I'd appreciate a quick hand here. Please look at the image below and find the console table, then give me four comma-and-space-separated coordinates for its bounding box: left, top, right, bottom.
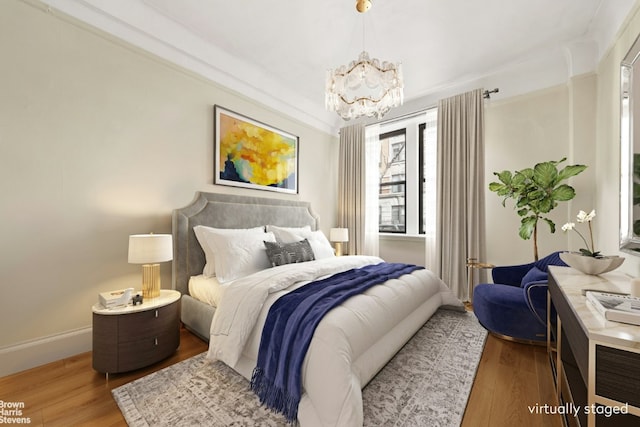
547, 266, 640, 426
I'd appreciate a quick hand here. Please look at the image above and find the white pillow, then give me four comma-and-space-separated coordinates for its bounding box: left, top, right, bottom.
266, 225, 311, 242
269, 227, 335, 259
205, 231, 276, 283
193, 225, 265, 277
305, 230, 336, 259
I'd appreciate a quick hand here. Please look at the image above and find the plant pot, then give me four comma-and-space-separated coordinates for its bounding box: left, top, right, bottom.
559, 252, 625, 275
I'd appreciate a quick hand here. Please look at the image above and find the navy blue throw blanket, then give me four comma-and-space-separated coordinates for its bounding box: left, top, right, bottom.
250, 262, 423, 422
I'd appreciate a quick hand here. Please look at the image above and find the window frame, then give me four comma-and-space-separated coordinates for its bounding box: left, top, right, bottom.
372, 107, 437, 236
378, 129, 407, 234
419, 122, 426, 234
418, 108, 438, 236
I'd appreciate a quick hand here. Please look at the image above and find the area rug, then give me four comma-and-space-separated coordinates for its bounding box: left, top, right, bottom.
112, 308, 487, 426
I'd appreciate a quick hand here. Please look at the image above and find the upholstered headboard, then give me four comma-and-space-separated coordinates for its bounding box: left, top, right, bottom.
172, 192, 319, 295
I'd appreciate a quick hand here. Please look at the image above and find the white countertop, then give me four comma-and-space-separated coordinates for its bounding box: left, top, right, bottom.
550, 266, 640, 350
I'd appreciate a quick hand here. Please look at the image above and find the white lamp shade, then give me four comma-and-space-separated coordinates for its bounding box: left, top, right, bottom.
330, 228, 349, 242
128, 234, 173, 264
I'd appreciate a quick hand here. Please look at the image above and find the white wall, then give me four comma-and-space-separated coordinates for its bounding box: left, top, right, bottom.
596, 2, 640, 277
0, 1, 338, 376
484, 86, 571, 265
484, 76, 598, 266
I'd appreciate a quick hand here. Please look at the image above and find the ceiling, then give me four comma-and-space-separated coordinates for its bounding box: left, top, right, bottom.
44, 0, 636, 133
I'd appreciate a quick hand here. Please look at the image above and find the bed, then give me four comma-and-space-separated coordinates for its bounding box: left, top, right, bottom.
172, 192, 462, 426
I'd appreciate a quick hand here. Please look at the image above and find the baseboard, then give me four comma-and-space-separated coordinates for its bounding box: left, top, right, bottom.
0, 326, 92, 378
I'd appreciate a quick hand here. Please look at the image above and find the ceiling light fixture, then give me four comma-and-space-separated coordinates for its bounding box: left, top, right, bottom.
355, 0, 371, 13
325, 1, 404, 121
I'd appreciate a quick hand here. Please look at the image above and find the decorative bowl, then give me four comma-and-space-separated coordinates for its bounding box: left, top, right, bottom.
559, 252, 625, 275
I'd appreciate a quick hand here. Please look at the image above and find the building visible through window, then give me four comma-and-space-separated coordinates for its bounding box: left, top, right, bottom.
373, 107, 437, 235
378, 130, 406, 233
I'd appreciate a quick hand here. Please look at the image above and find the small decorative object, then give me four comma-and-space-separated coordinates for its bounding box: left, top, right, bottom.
330, 228, 349, 256
561, 209, 599, 257
132, 293, 143, 306
560, 252, 624, 275
215, 105, 298, 194
489, 157, 587, 260
128, 233, 173, 298
560, 209, 624, 275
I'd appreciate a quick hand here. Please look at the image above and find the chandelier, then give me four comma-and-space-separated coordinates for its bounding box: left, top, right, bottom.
325, 1, 404, 121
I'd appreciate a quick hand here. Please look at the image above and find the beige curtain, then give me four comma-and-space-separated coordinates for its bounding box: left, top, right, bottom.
436, 89, 487, 300
337, 123, 379, 256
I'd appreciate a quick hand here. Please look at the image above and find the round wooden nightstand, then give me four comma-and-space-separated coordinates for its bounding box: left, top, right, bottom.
92, 289, 181, 376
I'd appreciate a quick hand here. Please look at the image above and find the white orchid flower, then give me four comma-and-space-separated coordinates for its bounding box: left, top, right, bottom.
567, 209, 599, 257
576, 209, 596, 223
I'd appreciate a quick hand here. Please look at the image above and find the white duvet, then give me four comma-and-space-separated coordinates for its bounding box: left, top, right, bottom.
206, 255, 461, 426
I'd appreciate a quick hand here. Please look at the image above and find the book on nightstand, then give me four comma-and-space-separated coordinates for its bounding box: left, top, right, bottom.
99, 288, 133, 309
585, 291, 640, 326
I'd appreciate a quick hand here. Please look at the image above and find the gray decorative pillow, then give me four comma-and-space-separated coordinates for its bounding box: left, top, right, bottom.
264, 239, 315, 267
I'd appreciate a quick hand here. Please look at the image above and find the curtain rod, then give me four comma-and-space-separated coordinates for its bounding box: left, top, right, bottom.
483, 88, 499, 99
374, 110, 430, 127
383, 88, 501, 124
350, 87, 500, 131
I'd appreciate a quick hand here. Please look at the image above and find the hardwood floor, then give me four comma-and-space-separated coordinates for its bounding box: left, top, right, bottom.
0, 327, 562, 426
462, 334, 563, 427
0, 328, 208, 427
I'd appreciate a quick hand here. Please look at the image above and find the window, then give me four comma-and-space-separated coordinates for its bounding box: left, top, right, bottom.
373, 108, 437, 235
392, 142, 405, 161
391, 174, 405, 193
378, 130, 406, 233
420, 109, 438, 235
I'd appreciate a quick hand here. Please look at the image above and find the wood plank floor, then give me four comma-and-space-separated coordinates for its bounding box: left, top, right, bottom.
462, 334, 562, 427
0, 327, 563, 426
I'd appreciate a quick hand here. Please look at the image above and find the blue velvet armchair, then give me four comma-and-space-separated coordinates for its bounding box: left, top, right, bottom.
472, 251, 567, 343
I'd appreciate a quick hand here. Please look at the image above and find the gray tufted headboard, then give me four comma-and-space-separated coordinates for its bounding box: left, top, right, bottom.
172, 192, 319, 295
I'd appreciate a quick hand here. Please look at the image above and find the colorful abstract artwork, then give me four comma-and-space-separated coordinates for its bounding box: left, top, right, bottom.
214, 106, 298, 194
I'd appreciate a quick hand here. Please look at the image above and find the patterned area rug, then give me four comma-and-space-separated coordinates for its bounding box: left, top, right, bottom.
112, 309, 487, 426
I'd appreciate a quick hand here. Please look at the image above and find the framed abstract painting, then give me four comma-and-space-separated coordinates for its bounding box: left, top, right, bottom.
214, 105, 299, 194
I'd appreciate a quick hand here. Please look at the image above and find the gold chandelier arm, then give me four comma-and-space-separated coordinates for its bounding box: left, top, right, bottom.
332, 60, 401, 77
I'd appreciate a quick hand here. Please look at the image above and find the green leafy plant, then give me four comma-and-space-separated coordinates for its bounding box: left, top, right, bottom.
489, 158, 587, 260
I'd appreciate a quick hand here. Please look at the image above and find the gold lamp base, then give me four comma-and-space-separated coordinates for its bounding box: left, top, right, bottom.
334, 242, 343, 257
141, 263, 161, 298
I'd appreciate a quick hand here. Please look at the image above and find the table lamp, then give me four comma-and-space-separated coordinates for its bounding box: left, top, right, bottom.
128, 233, 173, 298
330, 228, 349, 256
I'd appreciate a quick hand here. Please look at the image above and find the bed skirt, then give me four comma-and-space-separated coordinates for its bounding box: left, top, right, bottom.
181, 294, 215, 342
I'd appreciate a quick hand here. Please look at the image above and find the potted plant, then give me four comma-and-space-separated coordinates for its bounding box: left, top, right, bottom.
560, 210, 625, 274
489, 157, 587, 260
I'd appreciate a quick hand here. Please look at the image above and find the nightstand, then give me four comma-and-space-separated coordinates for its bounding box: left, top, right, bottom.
92, 289, 180, 376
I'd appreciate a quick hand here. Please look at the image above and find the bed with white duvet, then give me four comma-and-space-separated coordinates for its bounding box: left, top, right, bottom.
172, 192, 462, 426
